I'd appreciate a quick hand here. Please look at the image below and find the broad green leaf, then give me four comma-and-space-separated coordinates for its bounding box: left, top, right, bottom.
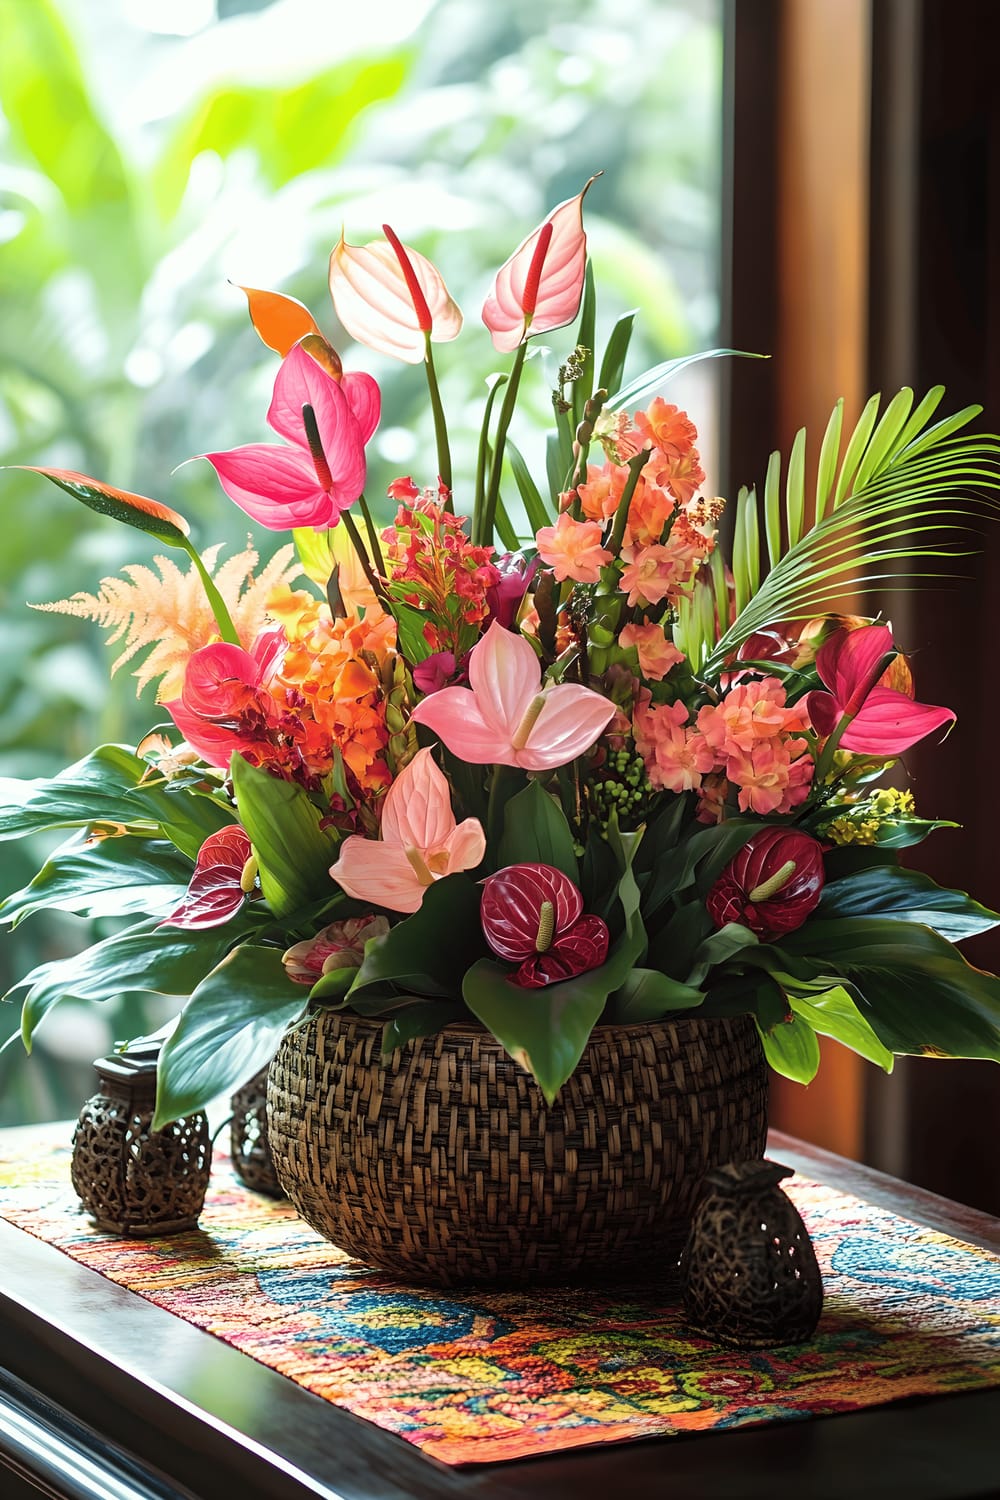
608, 967, 704, 1023
782, 917, 1000, 1059
686, 922, 759, 986
0, 744, 235, 860
389, 598, 435, 664
15, 467, 191, 547
349, 874, 485, 999
154, 946, 307, 1126
817, 866, 1000, 940
493, 494, 520, 551
230, 754, 339, 920
642, 818, 756, 923
786, 984, 894, 1072
756, 1012, 821, 1083
14, 918, 253, 1050
498, 780, 579, 883
873, 817, 959, 848
0, 832, 191, 927
462, 957, 609, 1104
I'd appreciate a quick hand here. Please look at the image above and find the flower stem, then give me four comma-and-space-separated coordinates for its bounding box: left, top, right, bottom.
423, 334, 453, 506
181, 538, 241, 644
478, 340, 528, 547
358, 492, 386, 575
340, 509, 386, 603
606, 450, 649, 558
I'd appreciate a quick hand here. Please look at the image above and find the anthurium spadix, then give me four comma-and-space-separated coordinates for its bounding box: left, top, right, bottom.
482, 176, 597, 353
328, 227, 463, 364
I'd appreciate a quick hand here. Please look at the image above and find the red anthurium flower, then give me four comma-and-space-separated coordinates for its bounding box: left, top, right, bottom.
482, 177, 597, 352
706, 827, 825, 941
203, 342, 380, 531
805, 623, 954, 756
161, 826, 254, 930
481, 863, 610, 989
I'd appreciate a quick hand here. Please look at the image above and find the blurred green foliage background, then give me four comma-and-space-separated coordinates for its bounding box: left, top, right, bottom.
0, 0, 722, 1120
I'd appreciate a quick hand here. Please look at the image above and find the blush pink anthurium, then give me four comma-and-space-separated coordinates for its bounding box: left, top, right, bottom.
329, 747, 485, 914
481, 863, 610, 988
203, 341, 380, 530
328, 227, 463, 364
706, 827, 825, 942
160, 826, 254, 930
805, 623, 955, 755
482, 176, 597, 353
410, 620, 615, 772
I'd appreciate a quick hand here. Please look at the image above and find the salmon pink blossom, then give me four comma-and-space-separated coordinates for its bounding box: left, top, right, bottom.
329, 748, 485, 914
534, 511, 612, 583
619, 622, 684, 681
410, 621, 615, 771
633, 697, 715, 793
204, 342, 379, 530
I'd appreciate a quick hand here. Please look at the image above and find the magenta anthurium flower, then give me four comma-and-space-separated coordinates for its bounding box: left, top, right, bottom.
481, 863, 610, 988
482, 177, 596, 353
164, 633, 284, 769
330, 747, 486, 913
806, 623, 955, 755
410, 621, 615, 771
203, 342, 380, 531
706, 827, 825, 941
328, 227, 463, 364
161, 826, 254, 930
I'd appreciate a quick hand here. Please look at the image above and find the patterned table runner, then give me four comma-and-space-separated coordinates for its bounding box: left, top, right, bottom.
1, 1123, 998, 1464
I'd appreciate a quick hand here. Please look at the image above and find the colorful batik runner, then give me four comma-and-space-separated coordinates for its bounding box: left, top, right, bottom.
1, 1123, 997, 1464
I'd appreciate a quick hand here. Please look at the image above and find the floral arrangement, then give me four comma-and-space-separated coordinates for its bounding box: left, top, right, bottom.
3, 180, 1000, 1126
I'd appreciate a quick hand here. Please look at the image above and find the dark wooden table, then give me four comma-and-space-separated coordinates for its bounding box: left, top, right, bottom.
1, 1130, 998, 1500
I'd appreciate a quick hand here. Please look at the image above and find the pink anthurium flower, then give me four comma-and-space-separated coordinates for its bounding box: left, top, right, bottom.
164, 633, 284, 769
328, 227, 463, 364
410, 621, 616, 771
161, 826, 254, 930
481, 863, 609, 988
482, 177, 597, 353
329, 747, 485, 913
806, 623, 955, 755
203, 342, 380, 530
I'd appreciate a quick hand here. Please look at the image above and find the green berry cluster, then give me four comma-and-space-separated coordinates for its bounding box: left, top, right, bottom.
587, 745, 654, 833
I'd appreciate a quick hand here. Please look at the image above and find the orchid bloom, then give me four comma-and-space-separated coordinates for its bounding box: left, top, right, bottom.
204, 342, 380, 530
328, 227, 463, 364
482, 177, 596, 353
329, 747, 485, 913
806, 623, 955, 755
410, 620, 615, 771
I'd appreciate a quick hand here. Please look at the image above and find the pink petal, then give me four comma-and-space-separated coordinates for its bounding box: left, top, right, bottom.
379, 746, 456, 851
264, 344, 370, 509
482, 179, 595, 353
179, 642, 262, 717
410, 687, 511, 763
816, 624, 896, 713
839, 686, 955, 755
162, 699, 245, 769
328, 234, 463, 364
514, 683, 616, 771
441, 817, 487, 877
340, 371, 381, 444
329, 838, 427, 913
204, 444, 332, 529
160, 866, 247, 929
804, 689, 840, 739
467, 621, 541, 741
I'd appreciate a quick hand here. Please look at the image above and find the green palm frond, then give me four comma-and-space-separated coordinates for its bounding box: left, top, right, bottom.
703, 388, 1000, 680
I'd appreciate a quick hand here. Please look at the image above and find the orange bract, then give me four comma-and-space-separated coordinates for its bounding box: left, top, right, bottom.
238, 285, 322, 356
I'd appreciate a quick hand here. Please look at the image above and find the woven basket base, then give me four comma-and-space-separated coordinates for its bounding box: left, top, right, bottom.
267, 1010, 768, 1288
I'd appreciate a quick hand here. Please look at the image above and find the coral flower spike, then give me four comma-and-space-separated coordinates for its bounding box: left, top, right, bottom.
330, 748, 486, 914
204, 342, 380, 531
411, 620, 616, 771
482, 176, 598, 353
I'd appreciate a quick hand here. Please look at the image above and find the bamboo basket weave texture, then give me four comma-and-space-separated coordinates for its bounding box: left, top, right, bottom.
266, 1009, 768, 1286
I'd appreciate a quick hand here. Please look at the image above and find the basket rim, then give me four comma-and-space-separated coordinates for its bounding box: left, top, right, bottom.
304, 1006, 754, 1043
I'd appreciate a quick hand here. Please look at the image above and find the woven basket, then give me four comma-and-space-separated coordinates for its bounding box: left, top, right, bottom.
266, 1008, 768, 1286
